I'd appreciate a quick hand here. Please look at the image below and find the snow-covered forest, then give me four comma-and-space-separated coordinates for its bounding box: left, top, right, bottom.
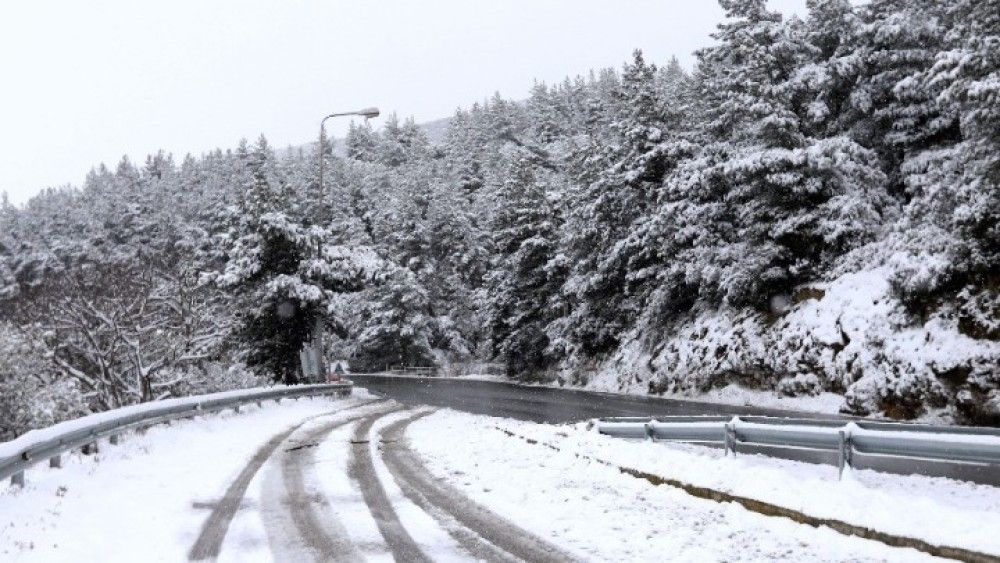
1, 0, 997, 437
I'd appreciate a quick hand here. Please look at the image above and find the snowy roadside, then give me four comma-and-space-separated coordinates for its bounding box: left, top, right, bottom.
407, 409, 1000, 561
577, 268, 1000, 424
0, 383, 353, 461
510, 416, 1000, 555
0, 392, 375, 562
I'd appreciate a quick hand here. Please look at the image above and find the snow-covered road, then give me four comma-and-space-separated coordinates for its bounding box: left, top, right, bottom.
1, 390, 997, 562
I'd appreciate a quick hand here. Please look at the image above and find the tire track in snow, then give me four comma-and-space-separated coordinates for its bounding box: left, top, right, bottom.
187, 399, 383, 561
348, 408, 433, 563
379, 410, 578, 563
260, 402, 402, 562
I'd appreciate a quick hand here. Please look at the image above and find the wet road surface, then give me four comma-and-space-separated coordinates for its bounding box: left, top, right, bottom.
349, 375, 837, 423
351, 375, 1000, 486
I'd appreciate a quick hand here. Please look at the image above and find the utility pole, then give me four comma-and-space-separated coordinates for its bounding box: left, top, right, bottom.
303, 107, 380, 382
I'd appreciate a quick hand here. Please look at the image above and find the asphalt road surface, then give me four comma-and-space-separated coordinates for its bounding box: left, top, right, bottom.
351, 375, 1000, 487
350, 375, 842, 422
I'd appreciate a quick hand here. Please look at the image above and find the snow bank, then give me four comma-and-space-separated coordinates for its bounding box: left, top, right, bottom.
479, 412, 1000, 556
408, 410, 945, 561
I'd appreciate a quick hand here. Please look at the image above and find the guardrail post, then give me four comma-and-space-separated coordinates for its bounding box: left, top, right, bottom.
82, 442, 99, 455
838, 430, 853, 479
724, 421, 739, 456
10, 471, 24, 487
644, 421, 656, 441
49, 455, 62, 469
109, 433, 120, 445
233, 405, 241, 414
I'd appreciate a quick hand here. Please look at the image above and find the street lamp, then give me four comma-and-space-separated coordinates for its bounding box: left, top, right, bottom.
318, 108, 380, 198
304, 107, 380, 382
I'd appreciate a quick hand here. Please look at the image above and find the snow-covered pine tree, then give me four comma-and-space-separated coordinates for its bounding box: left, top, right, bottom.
884, 0, 1000, 423
692, 0, 888, 309
846, 0, 959, 197
352, 265, 436, 372
526, 81, 564, 145
560, 50, 693, 355
485, 155, 563, 378
920, 0, 1000, 284
378, 114, 431, 168
345, 121, 380, 163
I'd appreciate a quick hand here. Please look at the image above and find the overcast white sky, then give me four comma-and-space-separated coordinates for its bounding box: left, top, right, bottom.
0, 0, 808, 205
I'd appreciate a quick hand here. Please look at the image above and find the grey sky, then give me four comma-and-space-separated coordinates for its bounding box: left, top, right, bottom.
0, 0, 807, 205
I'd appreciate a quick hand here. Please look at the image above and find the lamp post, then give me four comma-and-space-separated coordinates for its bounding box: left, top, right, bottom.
304, 107, 380, 382
319, 107, 380, 204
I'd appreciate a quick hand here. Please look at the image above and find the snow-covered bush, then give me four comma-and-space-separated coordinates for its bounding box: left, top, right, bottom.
164, 362, 266, 397
0, 323, 87, 440
621, 269, 999, 422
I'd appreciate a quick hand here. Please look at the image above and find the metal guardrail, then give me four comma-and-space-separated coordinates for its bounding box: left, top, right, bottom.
0, 382, 353, 487
595, 416, 1000, 478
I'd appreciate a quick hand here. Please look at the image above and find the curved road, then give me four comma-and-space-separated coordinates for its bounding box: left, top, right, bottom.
350, 375, 841, 422
351, 375, 1000, 486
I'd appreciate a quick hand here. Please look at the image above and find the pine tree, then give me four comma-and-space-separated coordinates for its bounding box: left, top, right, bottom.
924, 0, 1000, 275
378, 114, 430, 167
560, 50, 694, 353
526, 81, 563, 144
847, 0, 959, 196
485, 156, 562, 377
345, 121, 380, 163
353, 266, 436, 371
691, 0, 888, 308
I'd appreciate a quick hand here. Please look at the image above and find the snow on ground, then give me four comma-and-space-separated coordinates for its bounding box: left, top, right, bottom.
408, 409, 999, 561
361, 409, 470, 561
579, 368, 848, 416
579, 378, 845, 416
0, 392, 375, 562
686, 383, 845, 414
4, 387, 995, 562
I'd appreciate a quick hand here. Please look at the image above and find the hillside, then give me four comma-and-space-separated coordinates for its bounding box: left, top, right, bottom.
1, 0, 998, 438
